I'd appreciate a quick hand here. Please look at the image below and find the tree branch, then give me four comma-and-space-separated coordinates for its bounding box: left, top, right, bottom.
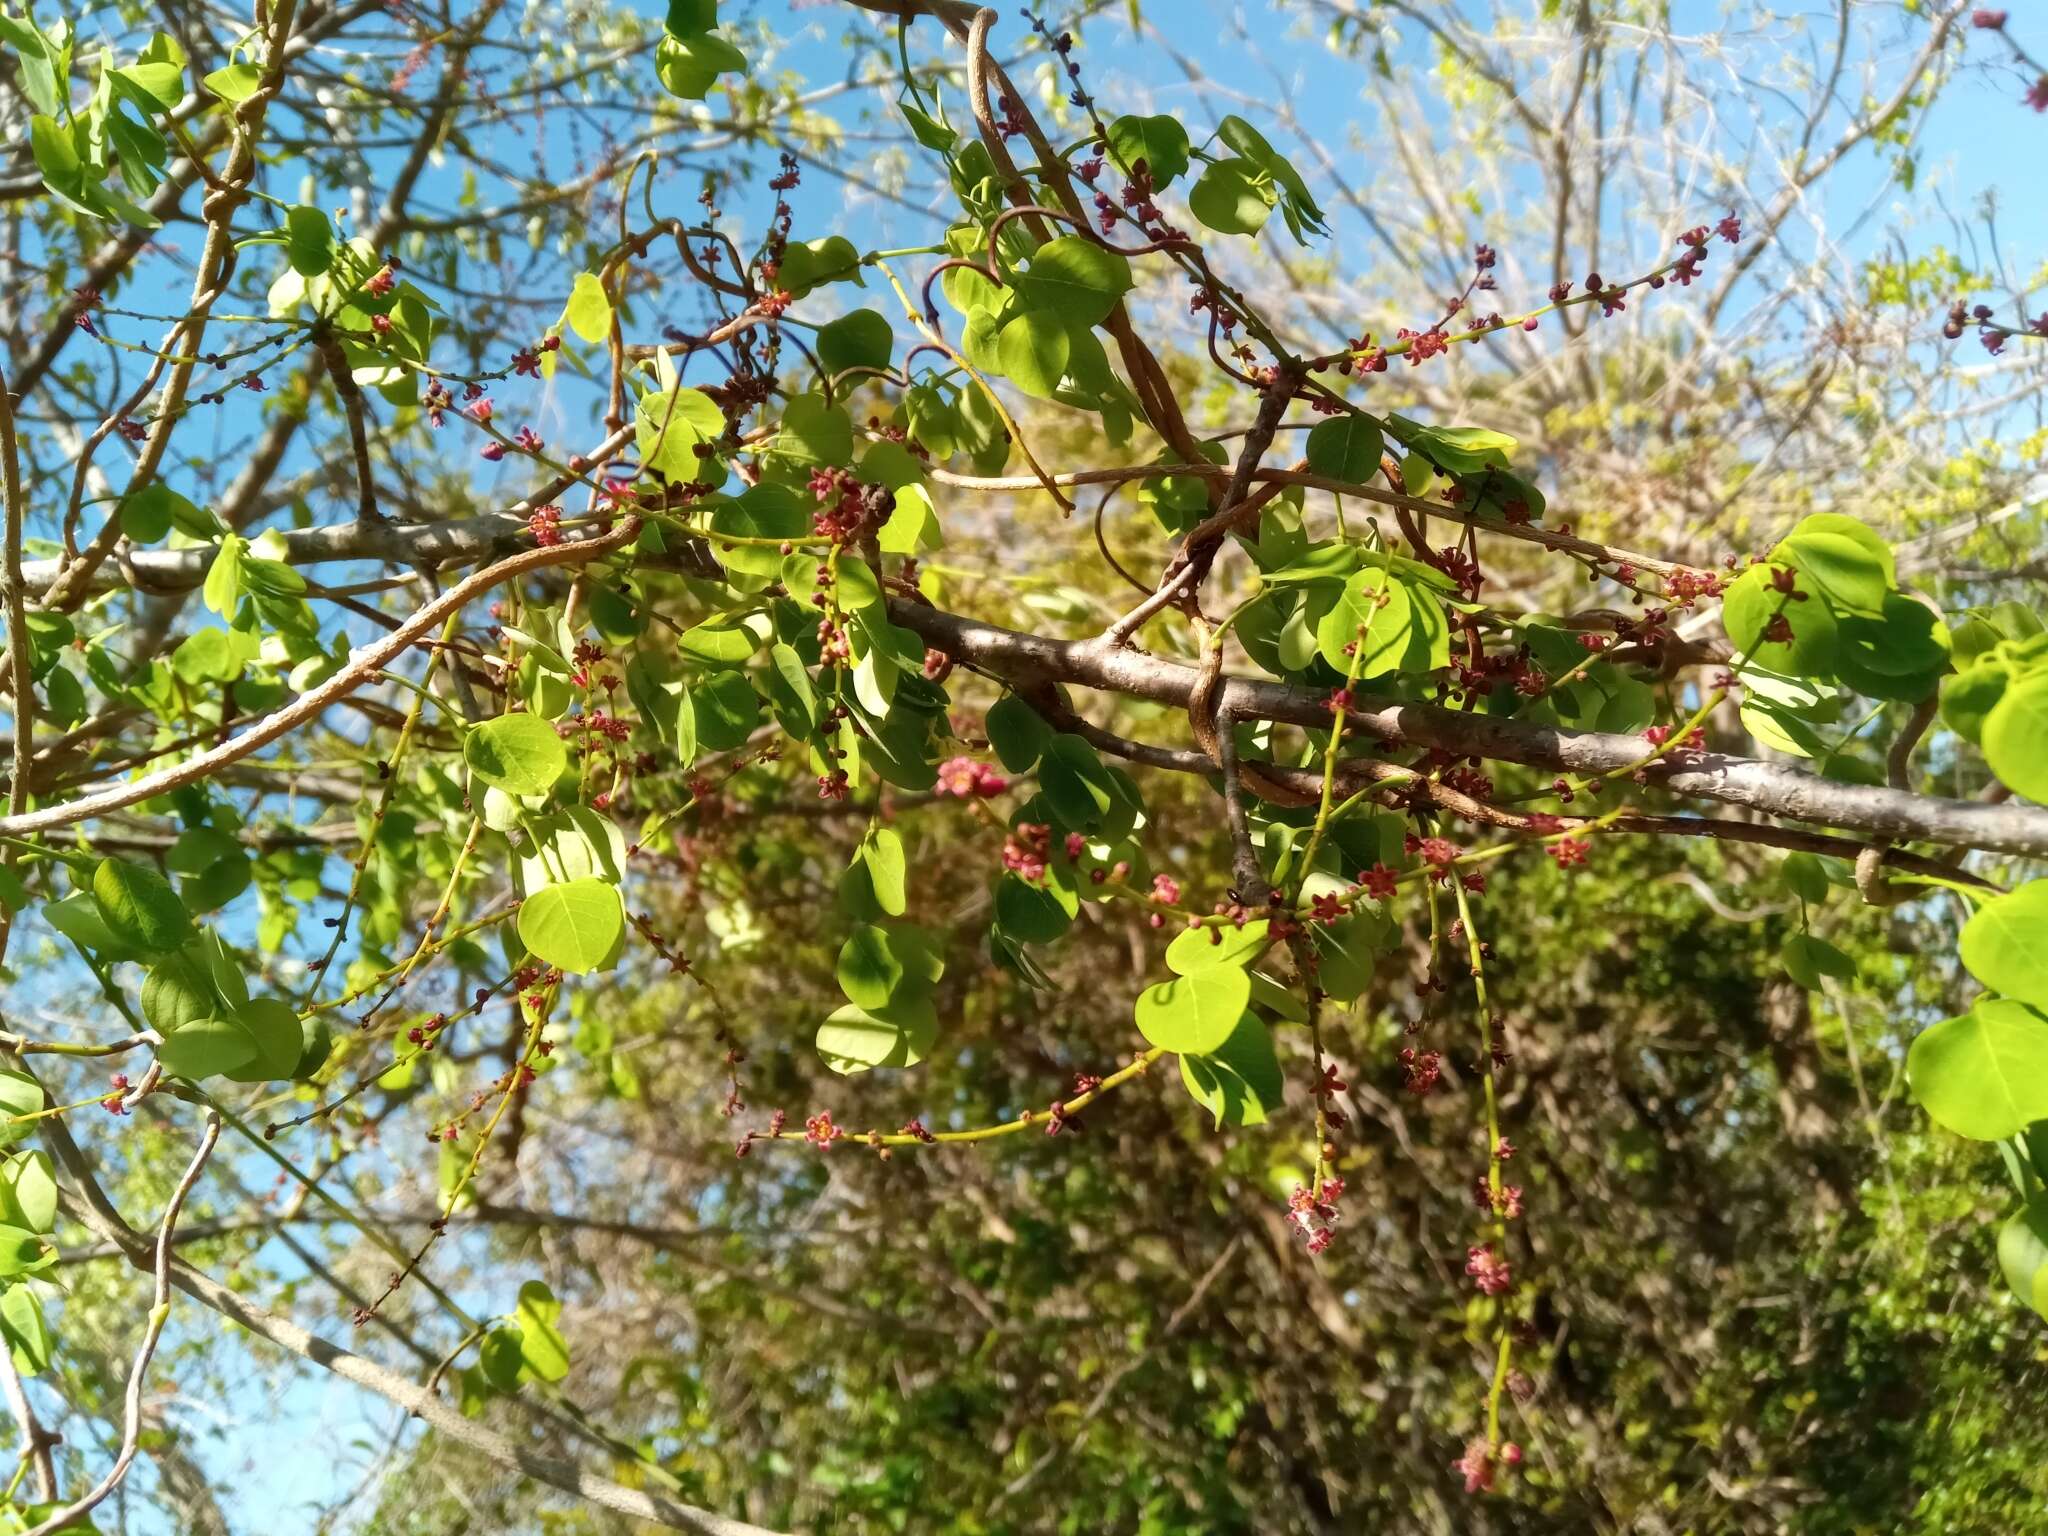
900, 601, 2048, 857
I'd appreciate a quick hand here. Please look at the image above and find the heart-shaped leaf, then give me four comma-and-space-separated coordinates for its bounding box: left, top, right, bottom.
465, 714, 567, 797
1907, 998, 2048, 1140
518, 879, 624, 973
1134, 966, 1251, 1054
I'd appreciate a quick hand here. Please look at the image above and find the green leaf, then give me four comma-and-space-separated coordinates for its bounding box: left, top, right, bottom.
1188, 158, 1275, 235
285, 205, 333, 277
1781, 933, 1854, 990
0, 1075, 41, 1150
1215, 115, 1325, 236
202, 534, 245, 618
773, 235, 861, 299
985, 694, 1049, 772
816, 308, 893, 375
1315, 566, 1411, 678
43, 892, 140, 963
678, 616, 762, 665
222, 997, 305, 1083
994, 871, 1074, 943
518, 879, 624, 973
1134, 966, 1252, 1054
1908, 998, 2048, 1140
1037, 733, 1118, 830
0, 1229, 54, 1280
1179, 1011, 1283, 1128
465, 714, 567, 797
1165, 919, 1270, 975
862, 827, 907, 916
91, 859, 192, 952
157, 1016, 259, 1081
664, 0, 716, 35
654, 31, 744, 98
1304, 414, 1384, 483
838, 924, 907, 1008
1985, 671, 2048, 804
561, 271, 612, 343
0, 1285, 51, 1376
1105, 113, 1191, 186
1959, 881, 2048, 1009
1781, 853, 1831, 905
767, 392, 853, 472
1942, 660, 2009, 747
514, 1280, 570, 1382
709, 483, 809, 585
635, 386, 726, 484
0, 17, 61, 116
1011, 237, 1132, 327
816, 995, 938, 1073
994, 311, 1070, 399
141, 952, 218, 1034
1721, 563, 1837, 674
28, 114, 85, 206
1396, 419, 1517, 475
1772, 513, 1895, 620
1313, 910, 1384, 1002
0, 1154, 56, 1236
2000, 1193, 2048, 1320
204, 61, 262, 102
877, 483, 942, 555
900, 92, 956, 151
687, 670, 761, 751
117, 483, 199, 544
116, 32, 186, 110
1832, 594, 1949, 701
480, 1327, 524, 1392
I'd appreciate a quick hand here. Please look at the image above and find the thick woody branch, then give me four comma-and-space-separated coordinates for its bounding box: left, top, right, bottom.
898, 601, 2048, 858
1035, 689, 1997, 886
15, 502, 2038, 857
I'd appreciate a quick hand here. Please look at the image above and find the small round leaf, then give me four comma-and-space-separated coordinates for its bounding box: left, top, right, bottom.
91, 859, 193, 953
1134, 966, 1252, 1055
518, 879, 624, 973
1959, 880, 2048, 1009
1907, 998, 2048, 1141
465, 715, 567, 797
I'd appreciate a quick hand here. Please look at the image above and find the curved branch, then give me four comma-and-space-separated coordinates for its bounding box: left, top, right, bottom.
0, 520, 641, 838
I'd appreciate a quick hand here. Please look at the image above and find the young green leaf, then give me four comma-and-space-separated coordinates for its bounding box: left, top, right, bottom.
1105, 113, 1191, 186
816, 308, 893, 375
561, 271, 612, 343
1188, 158, 1275, 235
1984, 671, 2048, 805
1134, 966, 1252, 1054
1179, 1011, 1283, 1128
518, 879, 624, 974
1958, 880, 2048, 1009
1304, 414, 1384, 483
1907, 998, 2048, 1140
514, 1280, 571, 1382
91, 859, 193, 953
465, 714, 567, 797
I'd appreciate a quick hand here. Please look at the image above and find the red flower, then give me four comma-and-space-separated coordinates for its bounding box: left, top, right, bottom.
1358, 862, 1399, 900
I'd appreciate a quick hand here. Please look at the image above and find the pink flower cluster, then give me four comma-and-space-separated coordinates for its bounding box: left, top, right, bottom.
934, 756, 1007, 799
